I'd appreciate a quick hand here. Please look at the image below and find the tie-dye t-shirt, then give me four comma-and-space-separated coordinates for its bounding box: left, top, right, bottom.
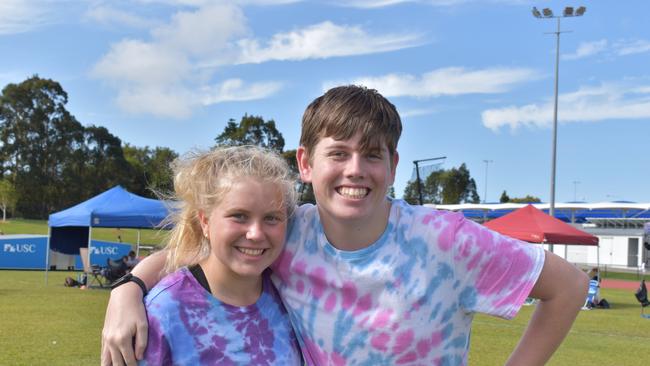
140, 268, 302, 366
271, 199, 545, 366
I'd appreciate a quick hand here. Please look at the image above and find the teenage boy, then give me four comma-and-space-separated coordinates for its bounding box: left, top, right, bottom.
102, 85, 588, 366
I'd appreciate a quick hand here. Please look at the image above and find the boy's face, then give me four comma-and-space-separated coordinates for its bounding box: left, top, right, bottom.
297, 132, 398, 225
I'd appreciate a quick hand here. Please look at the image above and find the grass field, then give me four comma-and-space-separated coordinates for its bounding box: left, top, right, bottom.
2, 219, 650, 365
1, 270, 648, 366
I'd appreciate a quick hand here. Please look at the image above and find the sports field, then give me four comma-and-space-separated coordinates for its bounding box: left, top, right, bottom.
0, 270, 648, 366
1, 219, 648, 365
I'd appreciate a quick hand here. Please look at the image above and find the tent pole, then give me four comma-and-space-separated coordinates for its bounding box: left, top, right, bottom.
45, 226, 51, 285
136, 229, 141, 257
88, 226, 93, 267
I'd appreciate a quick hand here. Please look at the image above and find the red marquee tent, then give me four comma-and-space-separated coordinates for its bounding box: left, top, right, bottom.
484, 204, 598, 246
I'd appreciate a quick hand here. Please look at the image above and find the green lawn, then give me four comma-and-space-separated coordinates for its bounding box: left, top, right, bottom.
2, 219, 650, 365
1, 270, 648, 365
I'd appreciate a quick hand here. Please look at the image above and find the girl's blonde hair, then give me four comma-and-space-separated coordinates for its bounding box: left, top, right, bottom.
163, 145, 297, 273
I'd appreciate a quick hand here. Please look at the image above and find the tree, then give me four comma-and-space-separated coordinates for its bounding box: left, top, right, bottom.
123, 144, 178, 198
214, 115, 285, 153
509, 195, 541, 203
387, 186, 395, 199
0, 75, 86, 217
498, 190, 541, 203
0, 179, 18, 221
402, 164, 480, 205
282, 149, 315, 205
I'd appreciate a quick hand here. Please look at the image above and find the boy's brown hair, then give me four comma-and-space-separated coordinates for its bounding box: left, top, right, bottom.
300, 85, 402, 159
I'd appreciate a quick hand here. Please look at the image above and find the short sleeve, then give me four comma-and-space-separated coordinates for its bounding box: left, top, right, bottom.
450, 214, 545, 319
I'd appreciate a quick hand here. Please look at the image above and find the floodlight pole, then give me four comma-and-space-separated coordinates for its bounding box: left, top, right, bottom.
573, 180, 580, 201
483, 159, 493, 203
413, 156, 446, 205
533, 6, 586, 252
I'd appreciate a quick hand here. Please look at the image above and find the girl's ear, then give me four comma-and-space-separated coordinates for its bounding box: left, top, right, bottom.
296, 146, 313, 183
198, 210, 209, 238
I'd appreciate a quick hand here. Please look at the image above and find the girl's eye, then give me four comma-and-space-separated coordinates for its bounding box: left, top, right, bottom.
230, 213, 246, 221
265, 215, 284, 224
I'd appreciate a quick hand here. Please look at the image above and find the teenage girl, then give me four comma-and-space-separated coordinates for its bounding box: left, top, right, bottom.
135, 146, 302, 365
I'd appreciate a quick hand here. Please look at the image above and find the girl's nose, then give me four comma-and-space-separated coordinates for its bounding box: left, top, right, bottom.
246, 221, 264, 241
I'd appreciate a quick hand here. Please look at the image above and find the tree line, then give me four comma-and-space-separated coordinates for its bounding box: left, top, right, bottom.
0, 76, 177, 219
1, 75, 504, 219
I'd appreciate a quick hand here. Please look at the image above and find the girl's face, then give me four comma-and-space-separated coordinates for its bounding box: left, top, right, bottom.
199, 177, 288, 281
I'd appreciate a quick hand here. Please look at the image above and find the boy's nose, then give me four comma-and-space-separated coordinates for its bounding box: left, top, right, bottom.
344, 154, 365, 178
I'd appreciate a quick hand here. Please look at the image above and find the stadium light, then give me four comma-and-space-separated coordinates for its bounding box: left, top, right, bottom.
531, 5, 586, 251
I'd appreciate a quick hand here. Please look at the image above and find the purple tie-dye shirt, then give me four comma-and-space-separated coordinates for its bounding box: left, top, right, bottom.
271, 199, 545, 365
140, 268, 302, 366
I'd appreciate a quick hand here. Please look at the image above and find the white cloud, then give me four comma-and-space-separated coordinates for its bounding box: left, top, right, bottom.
328, 67, 538, 98
0, 0, 52, 34
400, 108, 437, 117
236, 21, 423, 64
335, 0, 519, 8
563, 39, 608, 60
336, 0, 414, 8
562, 38, 650, 61
481, 83, 650, 131
92, 3, 280, 118
614, 39, 650, 56
201, 79, 283, 105
84, 5, 158, 29
94, 1, 427, 118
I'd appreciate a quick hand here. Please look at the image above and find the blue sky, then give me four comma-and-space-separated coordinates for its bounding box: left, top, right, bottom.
1, 0, 649, 203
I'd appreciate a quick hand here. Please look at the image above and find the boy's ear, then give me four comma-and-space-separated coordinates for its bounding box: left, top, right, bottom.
296, 146, 313, 183
389, 151, 399, 184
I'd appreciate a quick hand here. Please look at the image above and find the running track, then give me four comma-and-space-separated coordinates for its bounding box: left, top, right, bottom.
600, 278, 643, 291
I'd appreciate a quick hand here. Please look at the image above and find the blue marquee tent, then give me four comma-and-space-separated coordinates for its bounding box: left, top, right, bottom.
46, 186, 169, 282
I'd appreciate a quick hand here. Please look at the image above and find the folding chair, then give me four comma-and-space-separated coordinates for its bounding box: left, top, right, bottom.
103, 257, 128, 284
582, 279, 600, 310
79, 247, 105, 288
634, 279, 650, 319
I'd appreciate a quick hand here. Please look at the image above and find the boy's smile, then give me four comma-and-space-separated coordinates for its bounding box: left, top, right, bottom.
297, 132, 398, 249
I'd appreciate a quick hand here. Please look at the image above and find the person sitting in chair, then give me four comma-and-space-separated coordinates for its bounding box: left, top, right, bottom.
125, 251, 139, 270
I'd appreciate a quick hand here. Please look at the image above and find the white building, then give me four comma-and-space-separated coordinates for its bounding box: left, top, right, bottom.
426, 202, 650, 271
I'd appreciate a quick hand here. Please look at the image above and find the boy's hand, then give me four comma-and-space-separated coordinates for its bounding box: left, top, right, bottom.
101, 282, 148, 366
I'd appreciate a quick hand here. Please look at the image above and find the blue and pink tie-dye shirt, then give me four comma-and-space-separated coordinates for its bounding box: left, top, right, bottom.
271, 199, 545, 365
140, 268, 302, 366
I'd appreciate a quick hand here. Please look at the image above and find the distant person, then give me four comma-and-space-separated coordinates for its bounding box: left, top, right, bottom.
125, 251, 139, 270
588, 267, 600, 282
111, 146, 302, 365
103, 85, 588, 366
